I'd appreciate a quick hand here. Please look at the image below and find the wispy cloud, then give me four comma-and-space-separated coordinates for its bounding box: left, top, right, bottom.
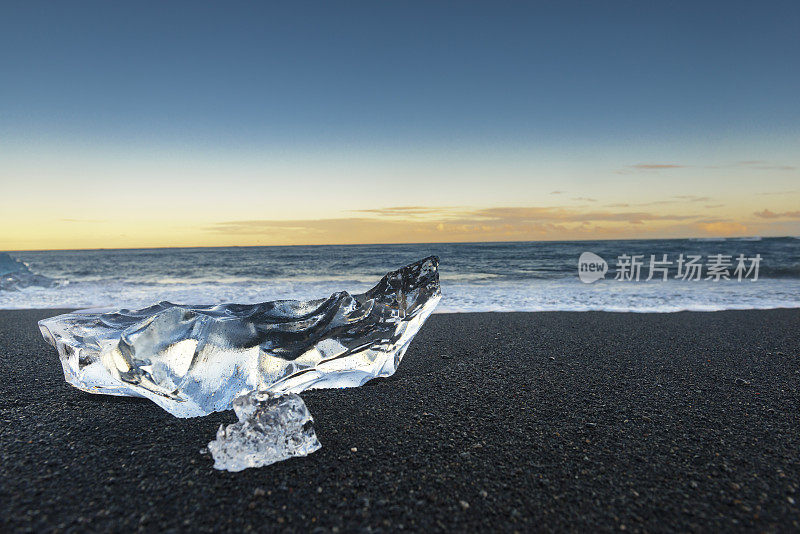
695, 221, 748, 236
732, 161, 796, 171
208, 206, 698, 241
673, 195, 711, 202
471, 206, 695, 225
757, 190, 799, 195
204, 203, 798, 244
618, 160, 796, 175
629, 163, 685, 170
208, 221, 328, 235
606, 195, 712, 207
615, 163, 684, 175
754, 209, 800, 219
351, 206, 458, 218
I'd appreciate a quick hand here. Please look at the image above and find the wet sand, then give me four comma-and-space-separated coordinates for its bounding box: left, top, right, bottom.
1, 308, 799, 532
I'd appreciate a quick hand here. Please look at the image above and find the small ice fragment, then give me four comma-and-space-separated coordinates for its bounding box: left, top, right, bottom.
207, 391, 321, 472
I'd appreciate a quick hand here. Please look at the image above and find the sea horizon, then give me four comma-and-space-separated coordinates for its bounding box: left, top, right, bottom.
5, 234, 793, 254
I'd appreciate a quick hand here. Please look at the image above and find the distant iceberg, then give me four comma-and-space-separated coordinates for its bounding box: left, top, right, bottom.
0, 253, 58, 291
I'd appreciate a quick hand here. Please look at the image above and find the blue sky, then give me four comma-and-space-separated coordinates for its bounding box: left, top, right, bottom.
1, 1, 799, 249
3, 1, 798, 147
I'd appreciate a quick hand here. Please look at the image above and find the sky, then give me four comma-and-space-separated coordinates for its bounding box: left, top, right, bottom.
1, 1, 799, 250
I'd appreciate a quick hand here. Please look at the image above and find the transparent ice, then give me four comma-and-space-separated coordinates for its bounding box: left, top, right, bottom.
207, 390, 321, 471
39, 257, 440, 417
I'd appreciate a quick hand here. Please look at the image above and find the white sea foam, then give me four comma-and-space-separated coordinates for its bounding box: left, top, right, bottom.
3, 240, 799, 312
2, 277, 798, 313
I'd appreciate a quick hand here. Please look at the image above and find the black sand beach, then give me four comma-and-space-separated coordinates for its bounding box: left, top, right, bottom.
1, 308, 799, 532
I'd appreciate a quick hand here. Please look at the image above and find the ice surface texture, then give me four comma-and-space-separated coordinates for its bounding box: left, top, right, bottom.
208, 391, 321, 471
0, 253, 57, 291
39, 256, 441, 417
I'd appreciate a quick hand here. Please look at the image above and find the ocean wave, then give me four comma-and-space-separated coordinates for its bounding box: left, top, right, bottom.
4, 239, 799, 310
1, 277, 797, 313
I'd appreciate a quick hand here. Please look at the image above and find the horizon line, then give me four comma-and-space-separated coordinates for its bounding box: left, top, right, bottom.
5, 235, 792, 254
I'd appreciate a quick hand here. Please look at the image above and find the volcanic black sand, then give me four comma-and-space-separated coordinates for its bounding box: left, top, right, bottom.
1, 309, 799, 532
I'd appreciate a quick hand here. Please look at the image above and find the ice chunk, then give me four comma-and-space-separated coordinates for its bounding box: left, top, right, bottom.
38, 256, 441, 417
207, 390, 321, 471
0, 253, 57, 291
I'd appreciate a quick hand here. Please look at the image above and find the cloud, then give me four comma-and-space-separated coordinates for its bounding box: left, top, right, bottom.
571, 197, 597, 202
757, 190, 799, 195
208, 221, 328, 235
754, 209, 800, 219
453, 206, 696, 225
672, 195, 711, 202
733, 161, 796, 171
605, 196, 712, 208
210, 206, 697, 238
206, 203, 790, 244
351, 206, 459, 218
695, 221, 748, 236
619, 160, 795, 174
629, 164, 685, 170
206, 205, 696, 244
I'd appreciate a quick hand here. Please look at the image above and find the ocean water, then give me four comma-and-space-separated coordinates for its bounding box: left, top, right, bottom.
2, 238, 799, 312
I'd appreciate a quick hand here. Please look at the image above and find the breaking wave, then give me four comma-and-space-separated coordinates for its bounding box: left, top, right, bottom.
2, 237, 798, 311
